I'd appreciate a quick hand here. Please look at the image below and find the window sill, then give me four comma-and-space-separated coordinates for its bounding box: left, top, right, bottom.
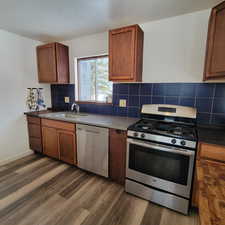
77, 101, 113, 105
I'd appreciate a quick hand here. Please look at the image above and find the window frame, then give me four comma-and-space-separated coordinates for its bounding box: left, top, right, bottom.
75, 54, 112, 105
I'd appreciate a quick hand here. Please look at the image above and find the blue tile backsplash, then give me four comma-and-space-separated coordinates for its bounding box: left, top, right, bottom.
51, 83, 225, 125
51, 84, 75, 111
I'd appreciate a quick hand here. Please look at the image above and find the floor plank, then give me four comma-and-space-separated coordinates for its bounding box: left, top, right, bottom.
0, 156, 199, 225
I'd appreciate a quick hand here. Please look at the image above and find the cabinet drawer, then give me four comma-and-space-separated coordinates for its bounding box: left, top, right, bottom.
198, 142, 225, 162
27, 116, 41, 125
29, 137, 42, 153
28, 123, 41, 138
42, 119, 75, 132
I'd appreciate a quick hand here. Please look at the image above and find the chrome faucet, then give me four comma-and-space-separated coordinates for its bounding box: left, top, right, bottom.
71, 102, 80, 113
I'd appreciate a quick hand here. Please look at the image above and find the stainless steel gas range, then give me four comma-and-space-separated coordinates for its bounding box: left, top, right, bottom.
125, 104, 197, 214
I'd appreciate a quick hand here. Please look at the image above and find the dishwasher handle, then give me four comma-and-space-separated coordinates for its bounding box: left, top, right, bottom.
77, 127, 100, 134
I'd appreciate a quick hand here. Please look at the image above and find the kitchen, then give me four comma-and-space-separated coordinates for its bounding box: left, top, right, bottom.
0, 0, 225, 224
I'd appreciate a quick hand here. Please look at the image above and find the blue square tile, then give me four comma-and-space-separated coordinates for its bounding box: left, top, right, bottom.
153, 83, 166, 96
215, 84, 225, 98
118, 84, 129, 95
140, 84, 152, 95
140, 96, 151, 106
113, 83, 118, 94
113, 95, 118, 105
86, 104, 97, 114
165, 83, 181, 96
128, 107, 140, 118
211, 114, 225, 125
196, 98, 212, 113
79, 104, 88, 112
196, 83, 215, 98
116, 107, 127, 117
212, 98, 225, 113
111, 106, 117, 116
152, 96, 165, 104
197, 113, 211, 124
129, 84, 140, 95
128, 96, 140, 107
180, 83, 197, 97
165, 97, 179, 105
101, 105, 113, 115
179, 98, 195, 107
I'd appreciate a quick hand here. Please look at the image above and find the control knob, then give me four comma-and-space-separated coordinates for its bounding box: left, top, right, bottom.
134, 132, 138, 137
171, 139, 176, 144
180, 140, 186, 146
141, 133, 146, 138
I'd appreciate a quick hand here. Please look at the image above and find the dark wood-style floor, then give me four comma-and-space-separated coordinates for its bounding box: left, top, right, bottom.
0, 154, 199, 225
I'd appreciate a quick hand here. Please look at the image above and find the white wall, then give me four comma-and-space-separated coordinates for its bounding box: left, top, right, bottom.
0, 29, 51, 164
64, 32, 108, 84
64, 9, 210, 83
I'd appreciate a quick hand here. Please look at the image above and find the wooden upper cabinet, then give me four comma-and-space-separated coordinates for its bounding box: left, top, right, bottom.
204, 1, 225, 80
37, 42, 69, 84
109, 25, 144, 82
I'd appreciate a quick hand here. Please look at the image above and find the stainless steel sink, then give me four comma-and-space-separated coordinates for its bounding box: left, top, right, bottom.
51, 112, 88, 118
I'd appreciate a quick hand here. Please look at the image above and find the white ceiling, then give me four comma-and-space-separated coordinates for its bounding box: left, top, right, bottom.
0, 0, 222, 42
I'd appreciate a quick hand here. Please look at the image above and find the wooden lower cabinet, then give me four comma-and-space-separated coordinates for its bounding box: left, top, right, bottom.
191, 163, 199, 208
58, 130, 77, 165
27, 116, 42, 153
192, 142, 225, 208
41, 119, 77, 165
42, 126, 59, 159
109, 129, 127, 184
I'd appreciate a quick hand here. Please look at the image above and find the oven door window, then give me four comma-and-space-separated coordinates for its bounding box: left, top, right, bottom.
129, 143, 190, 185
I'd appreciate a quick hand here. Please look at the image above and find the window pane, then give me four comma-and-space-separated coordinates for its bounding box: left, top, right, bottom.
77, 56, 112, 102
78, 59, 96, 101
96, 57, 112, 102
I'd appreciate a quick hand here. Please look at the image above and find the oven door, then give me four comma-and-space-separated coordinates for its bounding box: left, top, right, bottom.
126, 138, 195, 198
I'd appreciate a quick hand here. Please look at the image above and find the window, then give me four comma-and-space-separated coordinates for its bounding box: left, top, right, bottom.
76, 55, 112, 103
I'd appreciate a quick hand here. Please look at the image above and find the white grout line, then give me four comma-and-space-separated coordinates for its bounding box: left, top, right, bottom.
209, 84, 216, 124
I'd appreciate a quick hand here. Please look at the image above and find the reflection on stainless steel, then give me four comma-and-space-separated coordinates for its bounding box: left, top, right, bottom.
125, 179, 189, 214
125, 104, 197, 215
126, 138, 195, 198
76, 124, 109, 177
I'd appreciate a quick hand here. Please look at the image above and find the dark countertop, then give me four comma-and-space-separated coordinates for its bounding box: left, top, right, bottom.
25, 111, 225, 146
197, 124, 225, 146
24, 111, 138, 131
24, 110, 52, 117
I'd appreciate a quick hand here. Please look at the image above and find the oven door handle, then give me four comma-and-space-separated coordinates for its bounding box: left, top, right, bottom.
127, 138, 195, 156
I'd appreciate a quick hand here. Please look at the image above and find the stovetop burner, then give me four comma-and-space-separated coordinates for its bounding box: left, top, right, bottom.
129, 119, 197, 140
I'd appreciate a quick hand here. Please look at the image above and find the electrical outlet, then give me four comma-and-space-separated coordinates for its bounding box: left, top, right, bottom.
64, 97, 70, 103
119, 99, 126, 107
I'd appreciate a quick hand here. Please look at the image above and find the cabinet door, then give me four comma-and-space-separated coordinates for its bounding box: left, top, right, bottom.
109, 129, 127, 184
204, 2, 225, 80
27, 123, 42, 153
192, 169, 199, 208
28, 123, 41, 138
56, 43, 70, 84
109, 26, 136, 81
42, 126, 59, 159
37, 43, 57, 83
58, 130, 76, 165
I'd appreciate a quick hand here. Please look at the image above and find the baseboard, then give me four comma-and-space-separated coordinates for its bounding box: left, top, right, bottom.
0, 150, 34, 166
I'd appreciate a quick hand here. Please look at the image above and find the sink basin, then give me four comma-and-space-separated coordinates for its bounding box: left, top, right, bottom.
52, 112, 88, 118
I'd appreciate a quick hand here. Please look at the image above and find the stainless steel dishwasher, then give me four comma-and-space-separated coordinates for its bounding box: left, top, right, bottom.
76, 124, 109, 177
